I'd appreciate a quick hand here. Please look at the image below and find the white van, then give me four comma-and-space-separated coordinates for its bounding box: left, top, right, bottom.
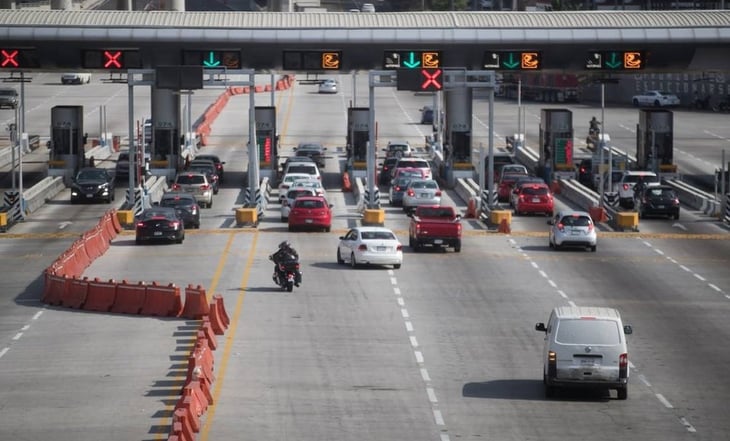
535, 306, 633, 400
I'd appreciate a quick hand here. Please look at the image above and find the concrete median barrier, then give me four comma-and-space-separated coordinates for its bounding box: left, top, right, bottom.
664, 178, 721, 216
23, 176, 66, 214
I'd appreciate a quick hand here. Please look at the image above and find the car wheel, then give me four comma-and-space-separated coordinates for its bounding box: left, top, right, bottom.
394, 263, 401, 269
653, 100, 661, 107
195, 223, 200, 229
337, 248, 344, 264
674, 212, 680, 220
208, 200, 213, 208
409, 235, 415, 249
632, 98, 639, 107
617, 386, 628, 400
135, 237, 142, 245
454, 240, 461, 253
548, 238, 553, 249
350, 253, 357, 269
591, 245, 597, 252
545, 385, 556, 399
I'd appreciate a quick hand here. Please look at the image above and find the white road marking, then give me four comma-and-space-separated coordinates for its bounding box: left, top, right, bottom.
426, 387, 438, 403
548, 280, 557, 288
656, 393, 674, 408
679, 265, 691, 272
654, 248, 665, 255
440, 434, 451, 441
679, 417, 697, 433
397, 297, 405, 306
433, 410, 445, 426
390, 277, 397, 285
672, 223, 687, 231
0, 347, 9, 359
638, 374, 651, 387
415, 351, 424, 363
539, 270, 548, 279
643, 241, 652, 247
21, 325, 29, 331
393, 287, 401, 295
708, 284, 721, 292
531, 261, 539, 269
421, 369, 431, 382
557, 290, 568, 299
405, 321, 414, 332
568, 300, 577, 307
401, 308, 409, 318
410, 336, 419, 348
693, 273, 706, 281
32, 311, 43, 320
58, 221, 72, 229
666, 256, 677, 264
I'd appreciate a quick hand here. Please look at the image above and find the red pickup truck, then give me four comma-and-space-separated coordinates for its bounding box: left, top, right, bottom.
408, 205, 462, 252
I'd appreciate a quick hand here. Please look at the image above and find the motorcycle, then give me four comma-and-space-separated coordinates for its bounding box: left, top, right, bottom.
586, 127, 600, 151
269, 255, 301, 292
712, 95, 730, 112
692, 94, 711, 110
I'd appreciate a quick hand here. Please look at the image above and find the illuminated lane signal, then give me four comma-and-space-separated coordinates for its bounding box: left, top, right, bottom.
182, 50, 242, 69
0, 48, 40, 69
383, 51, 442, 69
82, 49, 142, 69
482, 51, 541, 70
396, 68, 443, 92
282, 50, 342, 71
585, 51, 645, 70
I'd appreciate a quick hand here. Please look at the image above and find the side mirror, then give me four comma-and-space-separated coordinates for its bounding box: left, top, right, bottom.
623, 325, 633, 335
535, 323, 547, 332
329, 204, 333, 208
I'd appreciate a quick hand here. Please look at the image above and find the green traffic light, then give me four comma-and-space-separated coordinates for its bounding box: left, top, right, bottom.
203, 51, 221, 68
402, 51, 421, 69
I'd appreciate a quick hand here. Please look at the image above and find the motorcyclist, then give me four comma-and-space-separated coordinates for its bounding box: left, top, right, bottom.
271, 241, 301, 286
632, 176, 647, 206
589, 117, 601, 134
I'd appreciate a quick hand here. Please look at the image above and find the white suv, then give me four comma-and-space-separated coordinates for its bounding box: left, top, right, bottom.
615, 171, 660, 208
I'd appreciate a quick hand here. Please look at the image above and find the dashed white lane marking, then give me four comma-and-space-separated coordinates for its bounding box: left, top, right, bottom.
679, 417, 697, 433
433, 410, 445, 426
693, 273, 706, 281
557, 290, 568, 299
0, 347, 8, 359
538, 270, 548, 279
708, 284, 721, 292
656, 394, 674, 409
397, 297, 405, 306
654, 248, 665, 255
530, 261, 539, 269
401, 308, 410, 319
32, 311, 43, 320
679, 265, 691, 272
638, 374, 652, 387
421, 369, 431, 382
409, 336, 419, 348
568, 300, 577, 307
414, 351, 424, 363
405, 321, 414, 332
440, 434, 451, 441
426, 387, 438, 403
393, 287, 401, 295
548, 280, 557, 288
12, 333, 23, 341
390, 277, 397, 285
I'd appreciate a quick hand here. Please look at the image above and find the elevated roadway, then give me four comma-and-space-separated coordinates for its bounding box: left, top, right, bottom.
1, 73, 730, 441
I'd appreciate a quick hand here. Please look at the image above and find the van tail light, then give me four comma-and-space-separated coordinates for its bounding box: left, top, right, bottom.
358, 244, 368, 251
619, 353, 628, 379
547, 351, 557, 378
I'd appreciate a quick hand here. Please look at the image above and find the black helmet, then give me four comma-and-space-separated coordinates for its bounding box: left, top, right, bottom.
279, 241, 290, 249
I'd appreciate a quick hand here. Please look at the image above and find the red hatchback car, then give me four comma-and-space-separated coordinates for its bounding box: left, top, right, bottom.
288, 196, 333, 232
513, 182, 554, 216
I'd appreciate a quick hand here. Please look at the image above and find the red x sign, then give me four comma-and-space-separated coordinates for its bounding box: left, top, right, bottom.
1, 49, 19, 68
104, 50, 122, 69
420, 68, 442, 91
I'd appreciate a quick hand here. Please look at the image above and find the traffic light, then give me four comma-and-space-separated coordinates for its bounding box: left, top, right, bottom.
396, 69, 443, 92
82, 50, 142, 69
182, 50, 242, 69
384, 51, 441, 69
482, 51, 542, 70
585, 51, 645, 70
282, 51, 342, 70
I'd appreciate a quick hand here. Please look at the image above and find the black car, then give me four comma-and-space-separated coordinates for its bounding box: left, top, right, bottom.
135, 206, 185, 245
635, 185, 680, 219
194, 154, 225, 181
188, 159, 220, 194
158, 192, 200, 229
294, 142, 326, 168
576, 158, 593, 188
379, 157, 398, 186
70, 167, 115, 204
420, 106, 433, 124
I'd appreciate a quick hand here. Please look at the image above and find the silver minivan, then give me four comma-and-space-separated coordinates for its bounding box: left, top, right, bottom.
535, 306, 633, 399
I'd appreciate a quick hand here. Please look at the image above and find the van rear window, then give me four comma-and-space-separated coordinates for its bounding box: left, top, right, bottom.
555, 319, 621, 345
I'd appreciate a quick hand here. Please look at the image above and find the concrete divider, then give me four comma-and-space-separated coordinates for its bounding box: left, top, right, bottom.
556, 177, 601, 212
514, 145, 540, 174
455, 178, 478, 205
22, 176, 66, 214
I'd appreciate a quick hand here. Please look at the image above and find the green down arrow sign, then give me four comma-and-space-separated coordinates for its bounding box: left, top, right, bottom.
402, 52, 421, 69
502, 52, 520, 69
203, 51, 221, 68
605, 52, 622, 69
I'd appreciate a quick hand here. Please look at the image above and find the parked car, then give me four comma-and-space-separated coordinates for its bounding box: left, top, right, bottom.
281, 187, 317, 222
337, 227, 402, 269
318, 79, 337, 94
635, 185, 680, 219
631, 90, 681, 107
158, 192, 200, 229
70, 167, 115, 204
135, 206, 185, 245
61, 73, 91, 85
287, 196, 332, 232
402, 179, 442, 213
535, 306, 632, 400
171, 172, 214, 208
194, 154, 225, 181
0, 87, 18, 109
294, 142, 327, 168
408, 205, 462, 252
513, 182, 554, 216
547, 210, 597, 252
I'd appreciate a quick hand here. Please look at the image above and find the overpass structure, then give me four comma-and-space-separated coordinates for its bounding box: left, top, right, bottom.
0, 10, 729, 72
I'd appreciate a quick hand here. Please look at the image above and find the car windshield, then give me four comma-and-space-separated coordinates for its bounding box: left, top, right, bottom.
418, 207, 453, 217
77, 169, 107, 180
361, 231, 396, 240
625, 174, 659, 184
287, 165, 316, 174
0, 89, 16, 96
555, 319, 621, 345
141, 209, 174, 220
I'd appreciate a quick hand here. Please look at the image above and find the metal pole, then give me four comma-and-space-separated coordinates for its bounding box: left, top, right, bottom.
651, 129, 657, 173
187, 93, 193, 150
248, 71, 259, 199
487, 88, 495, 208
367, 72, 376, 208
352, 71, 357, 107
128, 82, 135, 199
270, 72, 275, 106
516, 78, 522, 156
10, 120, 16, 191
599, 84, 605, 205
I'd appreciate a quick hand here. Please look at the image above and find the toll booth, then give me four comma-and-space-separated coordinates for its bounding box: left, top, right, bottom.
255, 106, 277, 179
147, 88, 182, 182
444, 88, 473, 165
48, 105, 85, 185
346, 107, 369, 175
636, 108, 674, 174
539, 108, 574, 181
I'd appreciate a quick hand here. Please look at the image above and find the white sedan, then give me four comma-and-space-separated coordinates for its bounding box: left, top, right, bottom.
318, 79, 337, 94
337, 227, 403, 269
631, 90, 680, 107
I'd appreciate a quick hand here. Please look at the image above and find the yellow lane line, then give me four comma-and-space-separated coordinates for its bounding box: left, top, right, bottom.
206, 232, 236, 301
199, 229, 259, 440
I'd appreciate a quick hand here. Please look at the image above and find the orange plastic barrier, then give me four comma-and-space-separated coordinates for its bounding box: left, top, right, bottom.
171, 408, 196, 441
177, 380, 208, 417
84, 278, 117, 312
62, 276, 89, 309
71, 240, 91, 275
200, 317, 218, 350
242, 86, 250, 94
342, 172, 352, 192
182, 284, 210, 319
110, 280, 146, 314
264, 83, 272, 92
275, 79, 285, 91
43, 272, 68, 305
213, 294, 230, 327
54, 251, 76, 277
186, 340, 215, 385
100, 213, 117, 244
82, 229, 102, 261
254, 85, 264, 93
589, 206, 608, 223
465, 197, 477, 219
498, 218, 511, 234
141, 282, 182, 317
174, 396, 202, 434
551, 180, 561, 194
208, 297, 227, 335
109, 209, 123, 234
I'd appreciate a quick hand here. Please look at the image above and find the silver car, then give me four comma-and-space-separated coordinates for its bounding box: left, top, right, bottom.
171, 172, 214, 208
402, 179, 442, 213
547, 210, 597, 252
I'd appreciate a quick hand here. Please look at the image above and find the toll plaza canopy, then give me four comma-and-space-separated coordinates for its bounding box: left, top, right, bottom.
0, 9, 728, 72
